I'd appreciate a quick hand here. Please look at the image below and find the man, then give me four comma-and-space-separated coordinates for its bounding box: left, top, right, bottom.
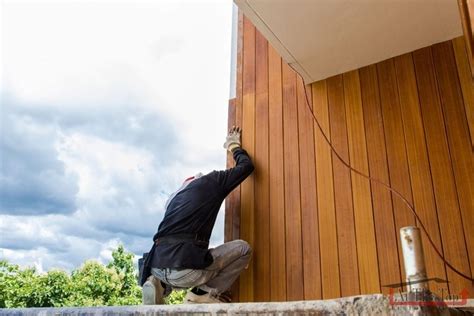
140, 126, 254, 304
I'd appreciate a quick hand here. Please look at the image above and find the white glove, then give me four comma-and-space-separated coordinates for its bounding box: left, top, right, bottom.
223, 126, 241, 152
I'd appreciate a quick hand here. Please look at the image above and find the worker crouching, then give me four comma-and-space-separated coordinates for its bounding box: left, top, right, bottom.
140, 126, 254, 304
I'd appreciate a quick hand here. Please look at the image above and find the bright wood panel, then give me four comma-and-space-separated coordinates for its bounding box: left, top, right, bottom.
343, 70, 380, 294
225, 97, 236, 243
394, 53, 447, 289
229, 11, 245, 301
413, 46, 473, 296
239, 15, 256, 302
359, 65, 401, 294
327, 74, 360, 297
432, 41, 474, 289
451, 37, 474, 276
452, 37, 474, 149
282, 63, 304, 301
268, 43, 287, 302
230, 16, 474, 301
297, 77, 322, 300
313, 80, 341, 299
376, 59, 416, 284
232, 11, 244, 243
457, 0, 474, 77
254, 30, 270, 301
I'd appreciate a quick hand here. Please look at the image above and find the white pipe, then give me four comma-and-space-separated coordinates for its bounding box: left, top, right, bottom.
400, 226, 428, 292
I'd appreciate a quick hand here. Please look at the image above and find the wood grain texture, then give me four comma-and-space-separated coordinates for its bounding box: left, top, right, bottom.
225, 98, 237, 243
230, 11, 245, 301
394, 53, 447, 290
327, 74, 360, 297
313, 80, 341, 299
240, 15, 256, 302
451, 37, 474, 275
268, 43, 287, 302
359, 65, 401, 294
452, 37, 474, 149
297, 77, 322, 300
432, 41, 474, 291
376, 59, 416, 284
230, 14, 474, 300
413, 46, 472, 296
343, 70, 380, 294
282, 63, 304, 301
232, 10, 244, 243
254, 30, 270, 301
457, 0, 474, 77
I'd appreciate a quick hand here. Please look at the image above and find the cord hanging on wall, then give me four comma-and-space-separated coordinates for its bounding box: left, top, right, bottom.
298, 75, 474, 284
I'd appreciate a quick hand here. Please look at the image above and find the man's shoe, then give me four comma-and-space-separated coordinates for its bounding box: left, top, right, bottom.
142, 275, 165, 305
183, 291, 224, 304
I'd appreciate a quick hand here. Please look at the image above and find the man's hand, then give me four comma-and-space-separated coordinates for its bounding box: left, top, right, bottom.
223, 126, 241, 152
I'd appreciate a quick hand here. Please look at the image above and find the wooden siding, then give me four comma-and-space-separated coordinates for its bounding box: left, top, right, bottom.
225, 15, 474, 301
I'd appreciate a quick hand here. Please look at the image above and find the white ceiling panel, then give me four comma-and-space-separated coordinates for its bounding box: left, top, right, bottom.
235, 0, 463, 83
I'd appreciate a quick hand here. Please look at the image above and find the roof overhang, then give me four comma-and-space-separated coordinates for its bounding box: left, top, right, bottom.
234, 0, 463, 83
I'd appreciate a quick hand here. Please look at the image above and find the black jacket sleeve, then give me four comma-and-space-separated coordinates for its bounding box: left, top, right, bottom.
208, 148, 254, 197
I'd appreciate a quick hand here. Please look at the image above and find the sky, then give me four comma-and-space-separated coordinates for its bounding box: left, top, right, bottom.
0, 0, 234, 273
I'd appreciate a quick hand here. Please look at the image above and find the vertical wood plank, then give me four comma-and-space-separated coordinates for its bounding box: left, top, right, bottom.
313, 80, 341, 299
233, 10, 244, 243
394, 53, 447, 292
225, 97, 236, 243
359, 65, 401, 294
377, 59, 416, 285
343, 70, 380, 294
451, 36, 474, 278
452, 37, 474, 149
230, 11, 245, 301
297, 77, 322, 300
254, 30, 270, 302
457, 0, 474, 78
268, 44, 286, 302
432, 41, 474, 290
282, 63, 304, 301
327, 74, 360, 297
414, 45, 473, 296
240, 15, 256, 302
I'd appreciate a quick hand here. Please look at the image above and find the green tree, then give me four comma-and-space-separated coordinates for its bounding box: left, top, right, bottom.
31, 270, 72, 307
0, 260, 21, 308
0, 245, 143, 308
0, 261, 72, 308
106, 244, 141, 304
68, 260, 121, 306
165, 289, 187, 305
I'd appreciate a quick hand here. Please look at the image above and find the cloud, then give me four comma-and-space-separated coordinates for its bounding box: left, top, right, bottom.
0, 0, 232, 272
0, 93, 224, 270
0, 100, 79, 215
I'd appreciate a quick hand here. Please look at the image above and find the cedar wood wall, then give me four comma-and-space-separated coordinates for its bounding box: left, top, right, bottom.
225, 14, 474, 302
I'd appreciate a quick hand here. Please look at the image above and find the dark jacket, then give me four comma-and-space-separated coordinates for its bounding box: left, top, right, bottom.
140, 148, 253, 285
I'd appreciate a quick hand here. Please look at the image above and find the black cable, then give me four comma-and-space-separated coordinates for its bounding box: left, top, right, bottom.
299, 76, 474, 283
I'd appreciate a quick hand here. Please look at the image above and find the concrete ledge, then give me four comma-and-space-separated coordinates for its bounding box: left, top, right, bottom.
1, 295, 472, 315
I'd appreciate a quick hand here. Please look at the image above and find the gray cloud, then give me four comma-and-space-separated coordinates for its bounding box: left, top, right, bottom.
0, 91, 226, 271
0, 94, 184, 270
0, 99, 79, 215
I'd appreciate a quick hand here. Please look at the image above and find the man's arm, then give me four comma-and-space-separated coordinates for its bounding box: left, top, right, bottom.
209, 127, 254, 197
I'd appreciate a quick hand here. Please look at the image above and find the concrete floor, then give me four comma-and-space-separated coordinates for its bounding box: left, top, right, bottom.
0, 295, 472, 315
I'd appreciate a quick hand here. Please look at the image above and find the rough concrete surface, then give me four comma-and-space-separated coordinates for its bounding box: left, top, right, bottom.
0, 295, 472, 316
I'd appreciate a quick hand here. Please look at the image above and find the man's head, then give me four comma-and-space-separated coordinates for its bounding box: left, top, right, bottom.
164, 172, 204, 211
182, 172, 203, 185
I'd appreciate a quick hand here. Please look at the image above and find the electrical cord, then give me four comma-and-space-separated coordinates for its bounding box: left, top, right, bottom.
298, 76, 474, 283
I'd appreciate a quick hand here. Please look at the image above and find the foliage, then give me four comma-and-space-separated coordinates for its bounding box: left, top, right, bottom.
165, 289, 187, 305
0, 245, 144, 308
0, 260, 73, 308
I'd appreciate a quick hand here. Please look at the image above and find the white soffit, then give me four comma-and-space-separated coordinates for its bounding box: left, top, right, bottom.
235, 0, 463, 83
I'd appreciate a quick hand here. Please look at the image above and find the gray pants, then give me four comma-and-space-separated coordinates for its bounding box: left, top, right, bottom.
151, 239, 252, 296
